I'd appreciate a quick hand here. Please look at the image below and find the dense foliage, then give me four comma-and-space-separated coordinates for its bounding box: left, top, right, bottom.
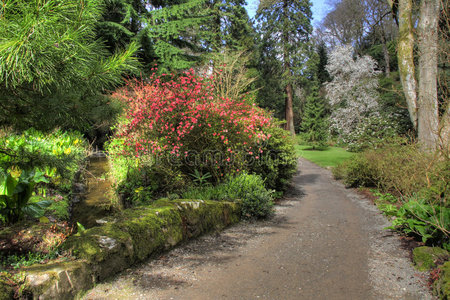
255, 0, 314, 135
0, 129, 88, 224
107, 69, 297, 204
182, 173, 274, 219
300, 86, 329, 149
2, 0, 447, 284
0, 0, 138, 133
333, 144, 449, 247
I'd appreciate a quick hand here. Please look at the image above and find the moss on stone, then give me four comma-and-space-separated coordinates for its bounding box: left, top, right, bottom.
413, 246, 449, 271
434, 261, 450, 300
41, 199, 241, 298
22, 261, 93, 299
115, 205, 183, 261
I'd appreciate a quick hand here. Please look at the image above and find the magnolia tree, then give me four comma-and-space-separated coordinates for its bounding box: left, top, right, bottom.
325, 45, 387, 148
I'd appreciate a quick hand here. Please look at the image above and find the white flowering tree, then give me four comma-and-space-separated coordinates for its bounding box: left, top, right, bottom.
325, 45, 390, 149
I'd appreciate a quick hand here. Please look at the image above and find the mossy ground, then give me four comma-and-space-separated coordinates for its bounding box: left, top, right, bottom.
434, 261, 450, 300
413, 246, 449, 271
412, 246, 449, 299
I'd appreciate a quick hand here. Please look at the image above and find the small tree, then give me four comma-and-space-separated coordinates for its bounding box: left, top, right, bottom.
325, 45, 380, 141
301, 85, 328, 149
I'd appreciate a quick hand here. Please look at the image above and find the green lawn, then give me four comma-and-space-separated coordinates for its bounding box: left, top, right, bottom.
295, 144, 355, 168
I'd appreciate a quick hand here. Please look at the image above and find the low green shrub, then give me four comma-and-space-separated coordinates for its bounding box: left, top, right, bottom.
248, 125, 298, 191
335, 153, 380, 188
116, 163, 188, 207
182, 173, 274, 219
334, 143, 446, 196
335, 144, 449, 246
226, 173, 274, 219
380, 195, 449, 245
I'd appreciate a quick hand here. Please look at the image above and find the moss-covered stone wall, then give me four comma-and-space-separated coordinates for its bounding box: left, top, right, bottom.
1, 199, 240, 300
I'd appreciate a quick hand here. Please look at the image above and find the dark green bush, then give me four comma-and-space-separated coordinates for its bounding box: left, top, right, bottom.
248, 125, 298, 191
335, 153, 380, 188
226, 173, 274, 219
182, 173, 274, 219
116, 163, 189, 207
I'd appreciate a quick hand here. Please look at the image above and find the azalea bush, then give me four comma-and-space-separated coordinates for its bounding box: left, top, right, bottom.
108, 68, 296, 201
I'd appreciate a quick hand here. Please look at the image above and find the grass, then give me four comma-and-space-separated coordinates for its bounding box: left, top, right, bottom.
295, 144, 355, 168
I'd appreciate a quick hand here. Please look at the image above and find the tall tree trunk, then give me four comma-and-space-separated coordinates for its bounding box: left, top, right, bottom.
440, 103, 450, 154
285, 83, 295, 136
380, 30, 391, 75
283, 0, 295, 136
417, 0, 440, 149
392, 0, 418, 129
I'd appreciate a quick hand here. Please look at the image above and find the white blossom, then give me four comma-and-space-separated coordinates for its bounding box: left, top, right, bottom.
325, 45, 381, 139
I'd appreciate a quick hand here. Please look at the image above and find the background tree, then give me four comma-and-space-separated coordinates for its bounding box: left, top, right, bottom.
317, 41, 331, 85
204, 0, 255, 51
325, 46, 380, 140
255, 0, 313, 136
386, 0, 448, 150
317, 0, 398, 75
301, 84, 329, 149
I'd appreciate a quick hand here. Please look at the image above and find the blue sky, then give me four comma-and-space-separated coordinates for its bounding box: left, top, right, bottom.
244, 0, 329, 25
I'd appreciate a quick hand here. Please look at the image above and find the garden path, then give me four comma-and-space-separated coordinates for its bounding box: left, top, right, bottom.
83, 158, 432, 300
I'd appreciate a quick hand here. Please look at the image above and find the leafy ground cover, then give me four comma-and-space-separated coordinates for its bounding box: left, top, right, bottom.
332, 144, 449, 249
295, 144, 355, 168
0, 128, 89, 272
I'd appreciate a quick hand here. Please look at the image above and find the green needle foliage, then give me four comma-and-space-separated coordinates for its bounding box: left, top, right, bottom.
144, 0, 209, 72
204, 0, 255, 52
0, 0, 139, 130
301, 85, 329, 149
255, 0, 313, 134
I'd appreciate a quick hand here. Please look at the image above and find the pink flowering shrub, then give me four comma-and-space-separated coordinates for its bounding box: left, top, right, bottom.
110, 69, 276, 184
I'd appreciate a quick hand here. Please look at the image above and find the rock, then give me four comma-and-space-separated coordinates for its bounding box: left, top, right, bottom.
413, 246, 449, 271
98, 236, 118, 250
72, 183, 86, 195
24, 261, 94, 300
19, 199, 240, 298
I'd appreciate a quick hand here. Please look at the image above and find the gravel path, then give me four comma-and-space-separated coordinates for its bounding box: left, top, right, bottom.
83, 158, 433, 300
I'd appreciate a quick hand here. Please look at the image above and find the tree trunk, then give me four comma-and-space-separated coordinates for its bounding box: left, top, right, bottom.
440, 103, 450, 154
286, 83, 295, 136
282, 0, 295, 136
380, 30, 391, 75
417, 0, 440, 149
393, 0, 418, 129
